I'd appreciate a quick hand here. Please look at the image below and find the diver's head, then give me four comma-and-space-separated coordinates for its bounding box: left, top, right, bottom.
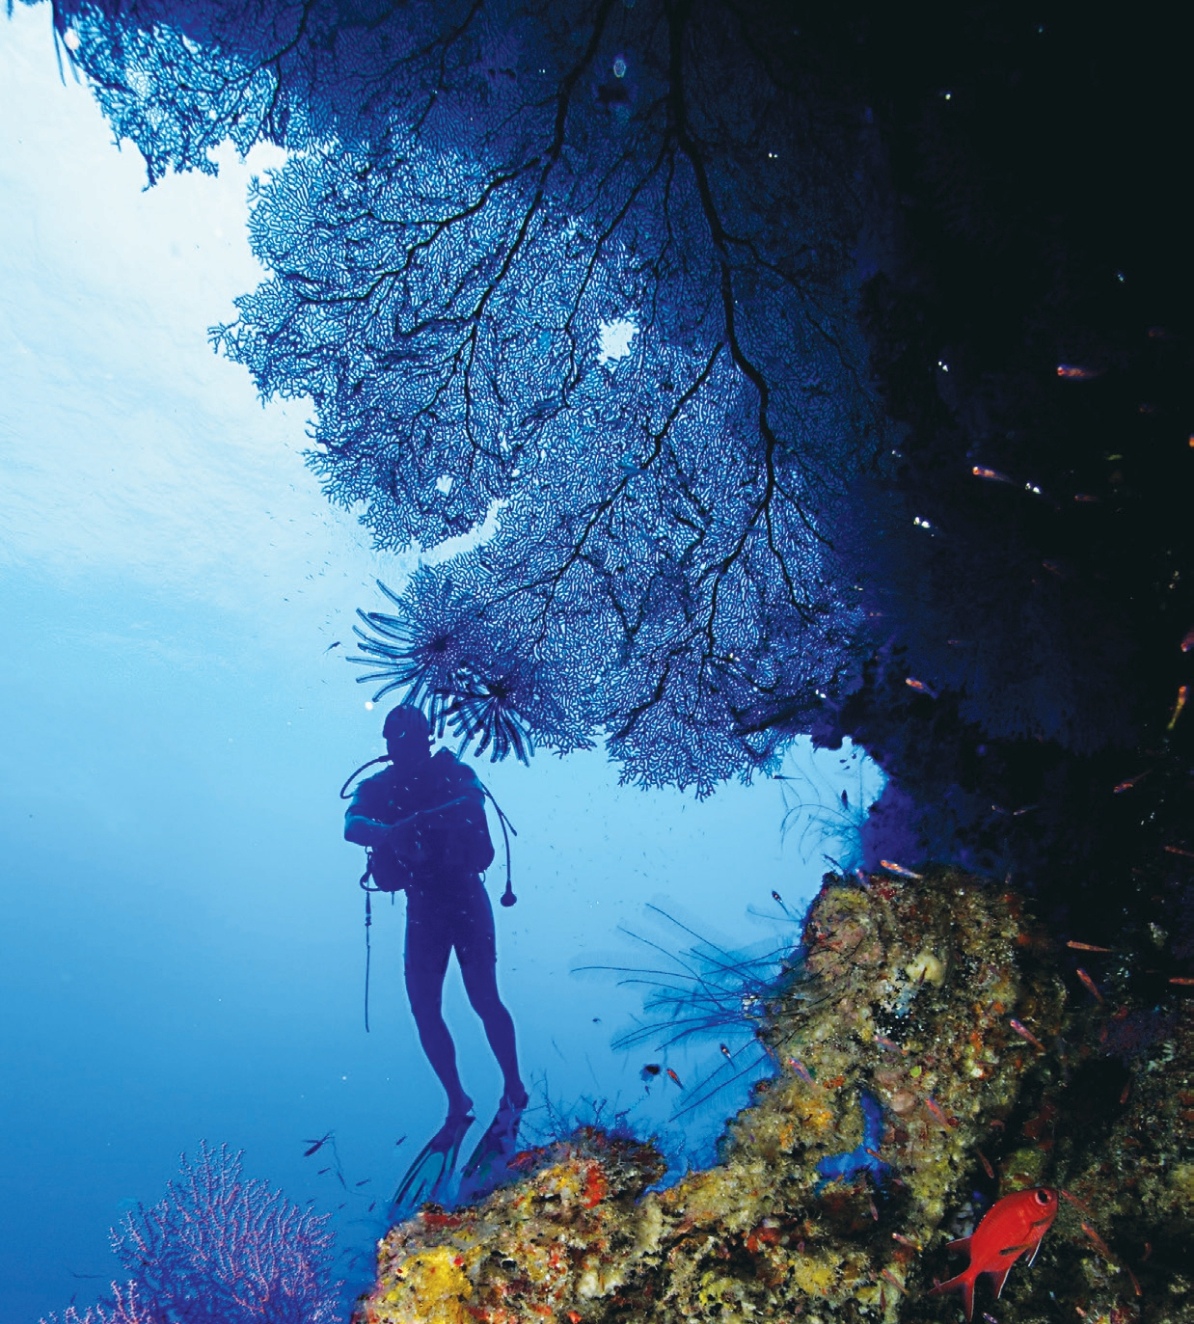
383, 704, 433, 765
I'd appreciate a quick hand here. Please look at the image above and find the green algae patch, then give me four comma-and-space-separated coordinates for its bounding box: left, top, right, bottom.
356, 867, 1194, 1324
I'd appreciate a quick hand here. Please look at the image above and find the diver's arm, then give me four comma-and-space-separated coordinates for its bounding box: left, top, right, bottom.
345, 779, 416, 846
346, 805, 427, 854
344, 810, 393, 848
345, 791, 470, 848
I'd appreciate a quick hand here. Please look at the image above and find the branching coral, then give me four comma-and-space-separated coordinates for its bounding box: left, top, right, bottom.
112, 1143, 340, 1324
40, 1284, 156, 1324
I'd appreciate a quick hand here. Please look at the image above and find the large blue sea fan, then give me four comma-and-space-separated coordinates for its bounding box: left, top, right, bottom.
53, 0, 882, 790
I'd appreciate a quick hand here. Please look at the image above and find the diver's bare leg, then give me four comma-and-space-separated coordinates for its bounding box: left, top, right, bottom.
457, 881, 527, 1109
405, 899, 473, 1117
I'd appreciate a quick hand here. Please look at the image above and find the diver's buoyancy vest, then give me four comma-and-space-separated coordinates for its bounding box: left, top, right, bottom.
357, 751, 494, 891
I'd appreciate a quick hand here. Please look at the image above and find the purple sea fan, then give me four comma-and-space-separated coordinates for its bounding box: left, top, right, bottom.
40, 1282, 156, 1324
110, 1142, 340, 1324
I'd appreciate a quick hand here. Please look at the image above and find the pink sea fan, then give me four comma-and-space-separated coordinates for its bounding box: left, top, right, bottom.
110, 1141, 340, 1324
40, 1282, 156, 1324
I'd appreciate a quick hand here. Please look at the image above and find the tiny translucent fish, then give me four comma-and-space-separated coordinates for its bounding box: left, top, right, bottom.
1009, 1018, 1046, 1052
720, 1043, 734, 1060
1169, 976, 1194, 986
1113, 771, 1149, 793
1073, 492, 1100, 503
1075, 968, 1104, 1004
976, 1148, 995, 1179
1164, 845, 1194, 859
1181, 626, 1194, 653
892, 1232, 922, 1250
1056, 364, 1100, 380
905, 676, 937, 698
666, 1068, 684, 1089
880, 860, 923, 879
923, 1096, 952, 1127
1066, 940, 1112, 952
788, 1058, 816, 1083
972, 465, 1014, 484
1080, 1221, 1114, 1261
1167, 684, 1188, 731
771, 888, 798, 919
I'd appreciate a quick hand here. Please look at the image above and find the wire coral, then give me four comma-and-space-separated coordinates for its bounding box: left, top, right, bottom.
576, 902, 804, 1123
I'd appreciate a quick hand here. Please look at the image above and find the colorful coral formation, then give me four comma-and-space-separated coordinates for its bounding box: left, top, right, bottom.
355, 867, 1080, 1323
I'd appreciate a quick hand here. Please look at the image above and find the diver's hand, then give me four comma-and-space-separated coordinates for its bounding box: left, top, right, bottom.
386, 821, 426, 860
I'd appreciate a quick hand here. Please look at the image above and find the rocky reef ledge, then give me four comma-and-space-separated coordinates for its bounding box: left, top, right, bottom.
355, 869, 1193, 1324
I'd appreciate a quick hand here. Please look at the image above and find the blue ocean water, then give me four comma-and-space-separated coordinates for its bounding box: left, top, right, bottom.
0, 9, 879, 1319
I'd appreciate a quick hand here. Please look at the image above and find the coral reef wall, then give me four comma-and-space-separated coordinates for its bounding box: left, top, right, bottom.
358, 866, 1184, 1323
357, 868, 1193, 1322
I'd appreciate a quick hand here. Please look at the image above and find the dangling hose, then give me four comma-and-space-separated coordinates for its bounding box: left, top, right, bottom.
340, 755, 391, 799
482, 785, 518, 906
362, 885, 373, 1033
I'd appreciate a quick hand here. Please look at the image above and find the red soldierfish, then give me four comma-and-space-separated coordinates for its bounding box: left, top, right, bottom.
929, 1187, 1058, 1320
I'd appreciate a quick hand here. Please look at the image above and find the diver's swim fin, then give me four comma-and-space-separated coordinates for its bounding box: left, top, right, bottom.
392, 1112, 475, 1214
457, 1097, 526, 1206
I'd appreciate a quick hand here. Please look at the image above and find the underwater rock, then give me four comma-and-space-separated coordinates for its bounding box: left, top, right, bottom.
983, 997, 1194, 1324
354, 868, 1192, 1323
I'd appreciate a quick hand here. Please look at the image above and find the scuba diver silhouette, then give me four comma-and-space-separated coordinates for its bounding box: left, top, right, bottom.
344, 705, 528, 1207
